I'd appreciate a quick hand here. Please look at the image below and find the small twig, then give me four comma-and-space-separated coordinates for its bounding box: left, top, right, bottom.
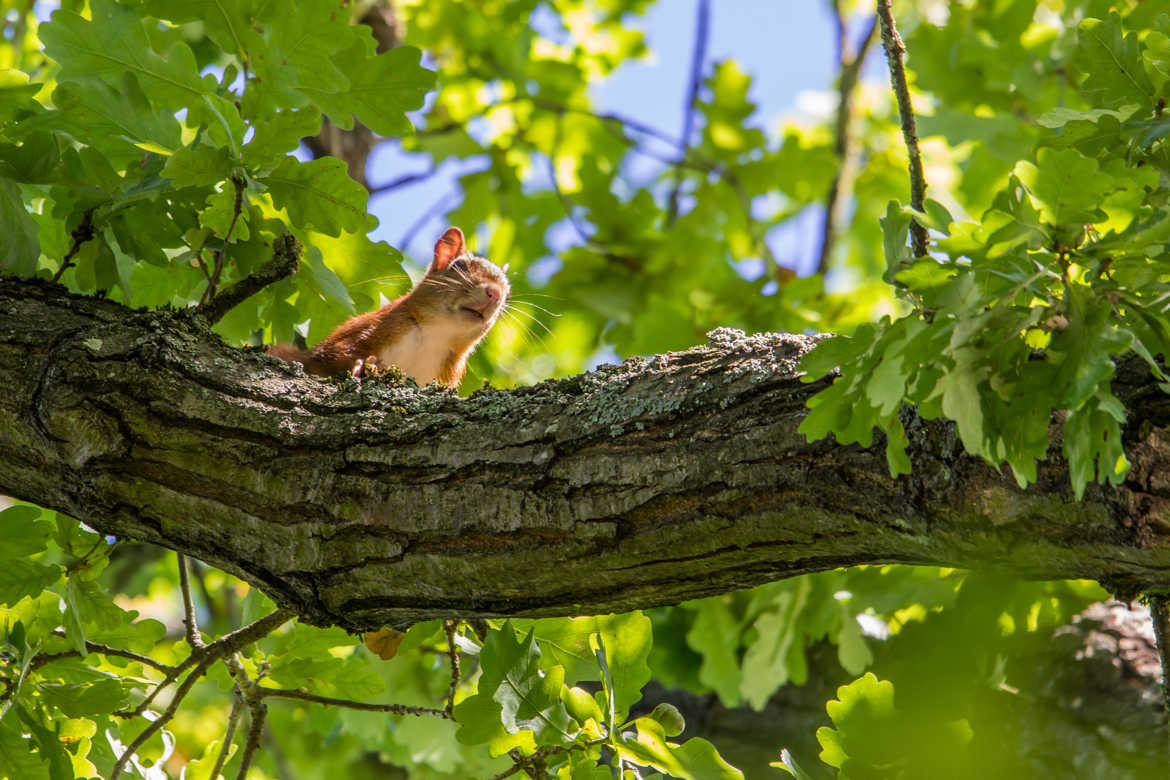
1149, 594, 1170, 756
369, 167, 442, 195
256, 686, 451, 718
235, 696, 266, 780
110, 610, 291, 780
198, 233, 302, 325
665, 0, 710, 226
399, 190, 458, 252
816, 7, 879, 274
13, 635, 178, 683
208, 687, 244, 780
224, 655, 268, 780
177, 552, 204, 650
548, 117, 594, 247
876, 0, 928, 257
201, 174, 247, 304
52, 207, 97, 283
443, 620, 461, 716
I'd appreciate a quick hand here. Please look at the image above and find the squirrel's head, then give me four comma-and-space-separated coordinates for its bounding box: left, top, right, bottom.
413, 227, 510, 337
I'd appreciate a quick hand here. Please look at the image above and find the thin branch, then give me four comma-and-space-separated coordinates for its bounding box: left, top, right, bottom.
198, 233, 302, 325
177, 552, 204, 649
208, 687, 244, 780
443, 620, 461, 716
52, 207, 96, 283
399, 190, 458, 251
224, 654, 267, 780
816, 9, 879, 274
110, 610, 292, 780
548, 117, 594, 247
665, 0, 710, 226
121, 609, 293, 719
201, 174, 247, 304
256, 686, 451, 718
1149, 594, 1170, 756
234, 697, 267, 780
41, 634, 177, 674
369, 167, 441, 196
877, 0, 928, 257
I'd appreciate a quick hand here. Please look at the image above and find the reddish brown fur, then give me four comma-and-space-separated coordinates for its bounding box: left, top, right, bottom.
268, 227, 509, 387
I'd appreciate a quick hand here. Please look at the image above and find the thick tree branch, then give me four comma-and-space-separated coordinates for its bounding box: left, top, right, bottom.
1, 276, 1169, 633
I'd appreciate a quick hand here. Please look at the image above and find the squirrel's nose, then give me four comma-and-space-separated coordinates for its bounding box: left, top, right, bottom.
484, 284, 502, 303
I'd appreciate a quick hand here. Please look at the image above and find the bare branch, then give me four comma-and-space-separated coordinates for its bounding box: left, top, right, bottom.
208, 687, 244, 780
178, 552, 205, 649
110, 610, 291, 779
665, 0, 710, 226
257, 686, 450, 718
877, 0, 928, 257
202, 175, 247, 304
369, 168, 441, 196
816, 9, 879, 274
1149, 594, 1170, 754
443, 619, 461, 716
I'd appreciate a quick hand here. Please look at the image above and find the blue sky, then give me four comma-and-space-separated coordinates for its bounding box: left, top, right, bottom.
369, 0, 865, 273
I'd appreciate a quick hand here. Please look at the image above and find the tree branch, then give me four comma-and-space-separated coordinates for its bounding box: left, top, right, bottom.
1149, 593, 1170, 753
876, 0, 928, 257
198, 233, 302, 325
2, 277, 1170, 634
816, 9, 879, 274
258, 687, 450, 717
665, 0, 710, 226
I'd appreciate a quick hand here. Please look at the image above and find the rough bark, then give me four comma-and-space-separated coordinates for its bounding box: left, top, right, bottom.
2, 275, 1170, 631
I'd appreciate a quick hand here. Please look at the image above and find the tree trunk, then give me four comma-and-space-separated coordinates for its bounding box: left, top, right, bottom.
2, 276, 1168, 631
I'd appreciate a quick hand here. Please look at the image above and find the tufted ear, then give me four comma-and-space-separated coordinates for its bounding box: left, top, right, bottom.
431, 227, 466, 271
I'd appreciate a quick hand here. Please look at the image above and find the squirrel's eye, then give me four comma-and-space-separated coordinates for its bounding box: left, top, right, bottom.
453, 259, 469, 272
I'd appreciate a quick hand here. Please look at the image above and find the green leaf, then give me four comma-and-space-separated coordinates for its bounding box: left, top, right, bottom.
683, 598, 742, 707
302, 245, 357, 313
0, 561, 61, 607
264, 156, 369, 237
36, 679, 129, 718
43, 73, 182, 158
527, 612, 652, 719
739, 577, 811, 710
0, 505, 53, 559
0, 178, 39, 275
62, 578, 88, 657
1013, 148, 1114, 227
162, 144, 235, 189
0, 711, 49, 780
615, 717, 743, 780
39, 0, 211, 110
304, 44, 435, 137
454, 623, 575, 747
1074, 13, 1155, 108
834, 607, 874, 675
242, 108, 323, 168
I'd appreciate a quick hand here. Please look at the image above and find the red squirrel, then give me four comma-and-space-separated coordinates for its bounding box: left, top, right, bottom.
268, 227, 509, 387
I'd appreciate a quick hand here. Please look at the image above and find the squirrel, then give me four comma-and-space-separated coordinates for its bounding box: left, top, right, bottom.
268, 227, 509, 387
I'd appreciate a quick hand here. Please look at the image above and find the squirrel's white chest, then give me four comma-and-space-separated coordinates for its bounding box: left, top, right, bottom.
375, 321, 459, 386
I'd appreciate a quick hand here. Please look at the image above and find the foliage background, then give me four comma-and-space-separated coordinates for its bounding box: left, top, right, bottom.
1, 0, 1168, 777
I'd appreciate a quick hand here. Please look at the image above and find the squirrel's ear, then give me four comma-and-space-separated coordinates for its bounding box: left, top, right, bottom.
431, 227, 466, 271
